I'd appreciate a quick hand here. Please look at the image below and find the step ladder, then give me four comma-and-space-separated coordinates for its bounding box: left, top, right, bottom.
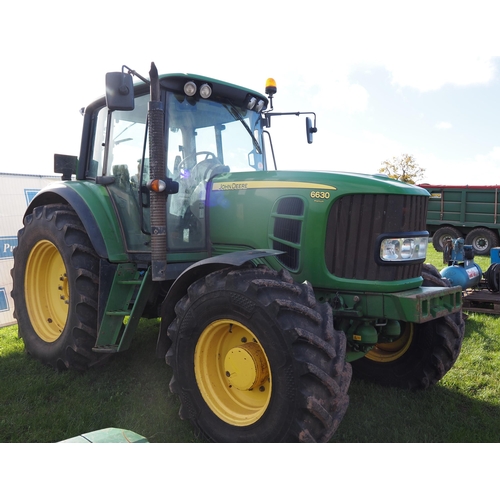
93, 263, 152, 353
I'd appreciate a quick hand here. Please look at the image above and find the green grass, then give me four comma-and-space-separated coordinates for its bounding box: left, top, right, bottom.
1, 246, 499, 443
0, 319, 200, 443
331, 312, 500, 442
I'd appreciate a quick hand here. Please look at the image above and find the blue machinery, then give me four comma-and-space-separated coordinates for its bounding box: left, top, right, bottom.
440, 238, 500, 314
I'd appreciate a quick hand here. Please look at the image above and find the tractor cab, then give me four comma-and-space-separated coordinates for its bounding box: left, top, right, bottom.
83, 74, 267, 255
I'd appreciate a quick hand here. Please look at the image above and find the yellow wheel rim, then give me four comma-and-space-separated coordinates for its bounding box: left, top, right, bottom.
365, 323, 414, 363
194, 319, 272, 426
25, 240, 69, 343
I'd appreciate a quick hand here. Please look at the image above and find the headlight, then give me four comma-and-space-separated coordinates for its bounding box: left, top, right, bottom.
378, 232, 428, 263
184, 81, 197, 96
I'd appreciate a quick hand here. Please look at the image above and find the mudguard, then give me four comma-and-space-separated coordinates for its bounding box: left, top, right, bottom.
155, 249, 283, 358
25, 181, 128, 261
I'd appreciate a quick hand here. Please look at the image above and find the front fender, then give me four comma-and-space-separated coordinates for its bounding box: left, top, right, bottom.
26, 181, 128, 261
155, 249, 284, 358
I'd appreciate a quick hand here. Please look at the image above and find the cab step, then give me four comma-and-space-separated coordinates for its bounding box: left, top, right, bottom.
93, 263, 153, 352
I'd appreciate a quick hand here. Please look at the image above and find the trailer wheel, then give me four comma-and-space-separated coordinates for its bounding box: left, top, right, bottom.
350, 264, 464, 390
465, 228, 499, 256
432, 226, 462, 252
11, 204, 102, 371
166, 266, 351, 442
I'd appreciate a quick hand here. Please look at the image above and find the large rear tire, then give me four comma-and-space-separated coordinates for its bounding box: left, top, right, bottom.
432, 226, 462, 252
350, 264, 464, 390
11, 204, 102, 371
464, 227, 499, 256
166, 265, 352, 442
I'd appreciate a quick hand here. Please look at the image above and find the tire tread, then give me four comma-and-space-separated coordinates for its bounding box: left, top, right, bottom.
166, 265, 352, 442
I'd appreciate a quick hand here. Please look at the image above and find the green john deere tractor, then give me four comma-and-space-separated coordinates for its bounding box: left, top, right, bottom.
11, 63, 464, 442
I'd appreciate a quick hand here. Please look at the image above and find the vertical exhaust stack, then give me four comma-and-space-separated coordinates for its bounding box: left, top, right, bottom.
148, 62, 168, 281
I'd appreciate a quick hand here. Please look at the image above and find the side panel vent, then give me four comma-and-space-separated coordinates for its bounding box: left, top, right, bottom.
274, 218, 301, 244
276, 197, 305, 216
271, 197, 304, 271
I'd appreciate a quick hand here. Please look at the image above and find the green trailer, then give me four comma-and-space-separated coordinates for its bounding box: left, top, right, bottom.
11, 64, 464, 442
421, 183, 500, 255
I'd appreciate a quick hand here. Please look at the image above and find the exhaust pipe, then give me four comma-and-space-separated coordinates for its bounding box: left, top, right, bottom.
148, 62, 177, 280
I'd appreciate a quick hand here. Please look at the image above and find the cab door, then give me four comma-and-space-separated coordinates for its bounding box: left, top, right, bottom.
88, 94, 151, 255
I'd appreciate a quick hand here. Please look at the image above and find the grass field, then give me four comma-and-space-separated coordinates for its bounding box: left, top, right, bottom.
0, 246, 499, 443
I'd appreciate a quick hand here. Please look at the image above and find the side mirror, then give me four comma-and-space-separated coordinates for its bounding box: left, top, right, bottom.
105, 72, 134, 111
54, 154, 77, 180
306, 116, 317, 144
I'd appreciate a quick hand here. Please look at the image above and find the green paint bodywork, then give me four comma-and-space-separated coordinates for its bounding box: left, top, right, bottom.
94, 264, 154, 353
35, 74, 462, 360
209, 169, 428, 293
39, 164, 461, 355
159, 72, 268, 103
206, 169, 463, 350
425, 184, 500, 231
60, 427, 148, 443
37, 180, 129, 261
319, 285, 462, 323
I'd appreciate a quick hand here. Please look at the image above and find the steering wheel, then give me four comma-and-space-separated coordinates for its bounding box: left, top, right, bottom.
176, 151, 216, 174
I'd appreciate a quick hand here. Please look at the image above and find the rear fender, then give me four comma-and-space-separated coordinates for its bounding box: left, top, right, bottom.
155, 249, 283, 358
25, 181, 128, 261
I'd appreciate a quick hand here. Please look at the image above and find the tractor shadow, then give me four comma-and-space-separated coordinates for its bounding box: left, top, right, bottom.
332, 315, 500, 443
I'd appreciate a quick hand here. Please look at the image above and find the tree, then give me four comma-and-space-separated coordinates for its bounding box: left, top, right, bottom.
378, 154, 425, 184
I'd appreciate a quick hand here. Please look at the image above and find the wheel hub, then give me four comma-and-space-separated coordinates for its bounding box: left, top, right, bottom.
194, 319, 272, 426
25, 239, 69, 342
365, 323, 413, 363
224, 343, 269, 391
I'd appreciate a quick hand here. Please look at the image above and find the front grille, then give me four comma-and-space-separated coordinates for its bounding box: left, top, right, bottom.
325, 194, 428, 281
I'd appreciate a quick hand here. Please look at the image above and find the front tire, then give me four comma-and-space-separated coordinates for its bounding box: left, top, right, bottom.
350, 264, 465, 390
166, 266, 351, 442
11, 204, 102, 371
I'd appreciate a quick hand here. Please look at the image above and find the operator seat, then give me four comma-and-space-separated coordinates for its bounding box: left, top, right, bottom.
112, 164, 130, 189
167, 158, 229, 249
194, 158, 230, 183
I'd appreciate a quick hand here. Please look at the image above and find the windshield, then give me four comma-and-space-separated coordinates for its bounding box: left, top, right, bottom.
166, 92, 265, 176
87, 88, 266, 253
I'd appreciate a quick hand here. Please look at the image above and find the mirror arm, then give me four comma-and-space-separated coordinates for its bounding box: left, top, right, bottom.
263, 111, 317, 143
122, 65, 149, 85
264, 111, 317, 129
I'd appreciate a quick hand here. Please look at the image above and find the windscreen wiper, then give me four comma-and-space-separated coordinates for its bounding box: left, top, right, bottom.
223, 103, 262, 155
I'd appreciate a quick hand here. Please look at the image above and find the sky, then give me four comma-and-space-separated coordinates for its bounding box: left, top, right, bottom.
2, 0, 500, 187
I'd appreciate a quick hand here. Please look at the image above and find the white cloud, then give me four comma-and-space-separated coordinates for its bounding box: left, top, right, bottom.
311, 80, 369, 114
477, 146, 500, 161
309, 3, 500, 93
418, 148, 500, 186
385, 55, 497, 92
435, 122, 453, 130
284, 129, 405, 175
